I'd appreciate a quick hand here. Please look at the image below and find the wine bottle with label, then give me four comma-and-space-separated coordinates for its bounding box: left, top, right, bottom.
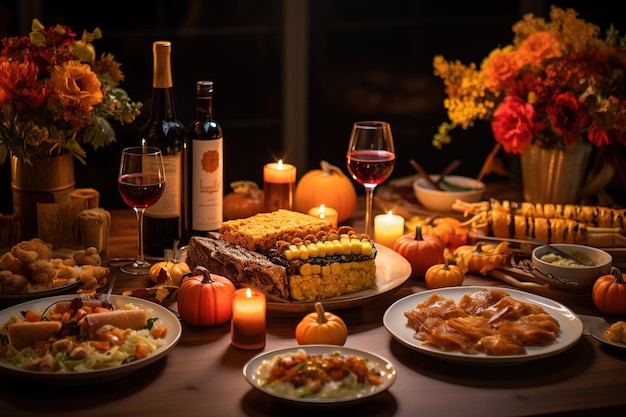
183, 81, 223, 243
140, 41, 186, 256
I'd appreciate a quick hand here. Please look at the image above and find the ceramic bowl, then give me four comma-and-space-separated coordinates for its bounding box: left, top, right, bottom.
531, 244, 612, 289
413, 175, 485, 213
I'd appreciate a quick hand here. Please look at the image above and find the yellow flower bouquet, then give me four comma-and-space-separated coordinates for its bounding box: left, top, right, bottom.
433, 6, 626, 154
0, 18, 142, 164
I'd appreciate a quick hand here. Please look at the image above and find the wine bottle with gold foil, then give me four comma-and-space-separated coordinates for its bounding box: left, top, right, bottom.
140, 41, 186, 256
183, 81, 223, 244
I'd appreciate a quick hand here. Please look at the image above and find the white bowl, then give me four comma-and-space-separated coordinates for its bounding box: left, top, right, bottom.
531, 244, 612, 289
413, 175, 485, 213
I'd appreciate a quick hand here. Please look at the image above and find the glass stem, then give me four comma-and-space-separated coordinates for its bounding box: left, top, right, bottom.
364, 184, 376, 237
135, 207, 145, 264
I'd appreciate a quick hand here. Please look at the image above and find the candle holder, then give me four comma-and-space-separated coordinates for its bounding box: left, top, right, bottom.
231, 288, 266, 350
264, 160, 296, 212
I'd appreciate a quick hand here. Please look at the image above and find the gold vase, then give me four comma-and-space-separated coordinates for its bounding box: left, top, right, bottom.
520, 140, 592, 204
10, 153, 76, 241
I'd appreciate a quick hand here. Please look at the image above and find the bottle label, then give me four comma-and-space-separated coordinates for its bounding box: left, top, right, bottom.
192, 137, 223, 230
146, 154, 182, 218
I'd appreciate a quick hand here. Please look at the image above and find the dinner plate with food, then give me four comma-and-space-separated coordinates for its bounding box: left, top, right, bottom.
243, 345, 397, 405
589, 320, 626, 351
0, 294, 182, 384
383, 286, 583, 365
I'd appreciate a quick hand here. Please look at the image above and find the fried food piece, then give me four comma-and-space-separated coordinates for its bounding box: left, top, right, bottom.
475, 334, 526, 355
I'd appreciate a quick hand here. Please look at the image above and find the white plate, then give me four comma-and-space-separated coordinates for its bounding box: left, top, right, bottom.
243, 345, 396, 405
0, 294, 182, 384
383, 286, 583, 365
589, 320, 626, 351
266, 245, 412, 314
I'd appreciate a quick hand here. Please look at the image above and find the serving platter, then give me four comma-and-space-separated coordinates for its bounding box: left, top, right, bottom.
383, 286, 584, 365
0, 280, 81, 303
265, 245, 412, 314
0, 294, 182, 384
589, 320, 626, 351
243, 345, 396, 405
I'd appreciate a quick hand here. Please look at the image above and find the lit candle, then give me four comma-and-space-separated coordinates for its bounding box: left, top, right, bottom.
231, 288, 266, 350
263, 159, 297, 212
308, 204, 338, 229
374, 211, 405, 248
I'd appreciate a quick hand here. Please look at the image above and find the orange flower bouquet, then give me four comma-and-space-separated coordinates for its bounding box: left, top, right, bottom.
432, 6, 626, 154
0, 18, 142, 164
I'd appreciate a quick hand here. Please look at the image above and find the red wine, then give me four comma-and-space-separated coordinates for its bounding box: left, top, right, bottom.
183, 81, 223, 244
141, 41, 187, 256
118, 173, 165, 208
347, 150, 395, 185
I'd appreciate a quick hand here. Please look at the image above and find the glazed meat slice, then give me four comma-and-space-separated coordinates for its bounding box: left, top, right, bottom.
404, 293, 467, 329
415, 317, 476, 354
446, 316, 495, 343
481, 296, 546, 323
475, 334, 527, 355
458, 289, 510, 316
495, 314, 560, 346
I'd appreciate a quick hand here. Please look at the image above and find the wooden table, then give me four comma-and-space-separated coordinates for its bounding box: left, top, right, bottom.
1, 198, 626, 417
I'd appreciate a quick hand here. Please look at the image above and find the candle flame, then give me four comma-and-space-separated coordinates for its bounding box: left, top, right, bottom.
277, 159, 283, 169
245, 288, 252, 298
387, 210, 393, 217
319, 204, 326, 219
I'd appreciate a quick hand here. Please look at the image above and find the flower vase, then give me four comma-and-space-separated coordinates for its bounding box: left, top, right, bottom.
11, 153, 76, 242
520, 140, 592, 204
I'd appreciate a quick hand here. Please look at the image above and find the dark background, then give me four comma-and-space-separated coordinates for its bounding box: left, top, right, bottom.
0, 0, 623, 213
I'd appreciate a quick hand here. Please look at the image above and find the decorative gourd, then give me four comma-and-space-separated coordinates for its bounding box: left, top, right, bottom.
453, 241, 510, 276
149, 260, 191, 286
223, 181, 264, 220
592, 267, 626, 316
425, 258, 464, 289
295, 302, 348, 346
294, 160, 357, 223
177, 266, 236, 326
393, 225, 445, 278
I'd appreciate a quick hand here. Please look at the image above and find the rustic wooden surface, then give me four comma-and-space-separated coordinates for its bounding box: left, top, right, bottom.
1, 189, 626, 417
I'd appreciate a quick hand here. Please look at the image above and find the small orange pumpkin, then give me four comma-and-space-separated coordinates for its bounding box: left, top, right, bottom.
592, 266, 626, 316
425, 258, 464, 289
295, 302, 348, 345
223, 181, 264, 220
294, 160, 357, 222
149, 260, 191, 286
393, 225, 445, 278
177, 266, 236, 326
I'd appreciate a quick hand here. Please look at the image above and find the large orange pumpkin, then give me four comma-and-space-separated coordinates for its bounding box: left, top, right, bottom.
177, 266, 236, 326
393, 225, 445, 278
294, 160, 357, 223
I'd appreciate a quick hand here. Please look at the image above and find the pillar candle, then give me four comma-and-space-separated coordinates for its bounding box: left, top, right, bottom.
231, 288, 266, 350
308, 204, 338, 229
374, 211, 405, 248
263, 160, 297, 212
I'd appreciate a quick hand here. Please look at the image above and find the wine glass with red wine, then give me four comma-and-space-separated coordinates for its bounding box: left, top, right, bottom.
118, 146, 166, 275
346, 121, 395, 238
